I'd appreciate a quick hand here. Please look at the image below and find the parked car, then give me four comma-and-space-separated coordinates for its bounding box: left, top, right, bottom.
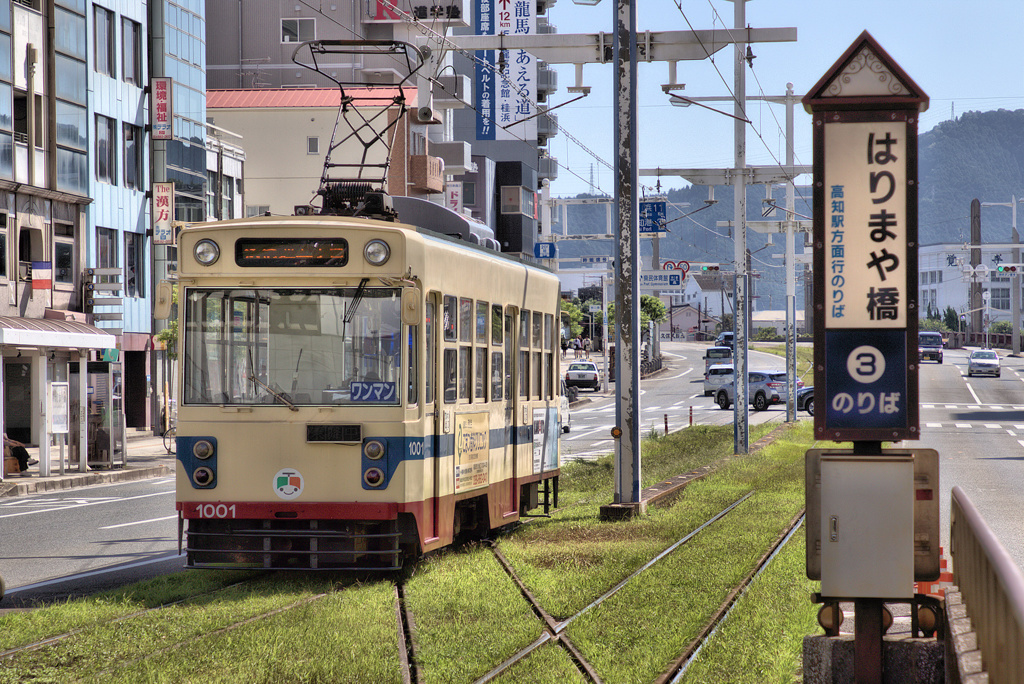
715, 371, 782, 411
796, 386, 814, 416
967, 349, 1000, 377
559, 380, 572, 433
704, 364, 735, 397
703, 345, 733, 371
765, 371, 805, 403
918, 331, 944, 363
565, 361, 601, 390
715, 331, 735, 349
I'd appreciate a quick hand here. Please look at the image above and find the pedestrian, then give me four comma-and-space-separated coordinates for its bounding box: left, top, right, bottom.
560, 336, 568, 359
4, 433, 37, 477
583, 336, 591, 359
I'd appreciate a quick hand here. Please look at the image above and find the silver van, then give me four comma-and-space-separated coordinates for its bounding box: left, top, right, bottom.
704, 346, 733, 371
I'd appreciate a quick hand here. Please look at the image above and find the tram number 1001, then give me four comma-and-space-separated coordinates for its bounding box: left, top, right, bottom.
195, 503, 237, 519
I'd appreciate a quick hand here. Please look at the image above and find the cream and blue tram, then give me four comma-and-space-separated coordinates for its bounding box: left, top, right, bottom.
174, 213, 563, 569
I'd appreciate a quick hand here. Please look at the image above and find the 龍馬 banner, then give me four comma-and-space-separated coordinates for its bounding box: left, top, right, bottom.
824, 120, 908, 329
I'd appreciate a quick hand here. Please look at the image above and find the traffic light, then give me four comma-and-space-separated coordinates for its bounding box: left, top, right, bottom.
701, 264, 720, 272
997, 264, 1024, 274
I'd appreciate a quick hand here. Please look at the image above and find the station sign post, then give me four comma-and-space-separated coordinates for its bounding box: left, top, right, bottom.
802, 31, 934, 683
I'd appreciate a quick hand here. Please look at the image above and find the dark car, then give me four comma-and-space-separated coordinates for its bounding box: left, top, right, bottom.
918, 331, 944, 363
796, 386, 814, 416
715, 331, 735, 349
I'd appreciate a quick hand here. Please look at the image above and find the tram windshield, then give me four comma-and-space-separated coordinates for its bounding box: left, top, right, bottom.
183, 288, 406, 407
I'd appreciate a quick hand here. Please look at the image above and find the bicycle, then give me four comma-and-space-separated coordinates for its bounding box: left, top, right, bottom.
163, 421, 176, 454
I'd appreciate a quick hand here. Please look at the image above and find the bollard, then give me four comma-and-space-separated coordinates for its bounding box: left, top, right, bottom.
689, 406, 693, 426
664, 413, 668, 435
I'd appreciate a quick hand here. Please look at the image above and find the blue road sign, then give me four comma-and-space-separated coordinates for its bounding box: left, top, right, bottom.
534, 242, 556, 259
639, 200, 667, 234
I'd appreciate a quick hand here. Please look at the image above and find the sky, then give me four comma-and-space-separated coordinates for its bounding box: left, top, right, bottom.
542, 0, 1024, 198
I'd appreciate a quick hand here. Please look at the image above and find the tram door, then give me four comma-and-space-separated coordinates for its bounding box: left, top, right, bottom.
425, 296, 439, 541
501, 309, 516, 516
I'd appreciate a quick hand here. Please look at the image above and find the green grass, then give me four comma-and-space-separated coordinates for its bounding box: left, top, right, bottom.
0, 421, 824, 684
401, 546, 544, 684
754, 342, 815, 382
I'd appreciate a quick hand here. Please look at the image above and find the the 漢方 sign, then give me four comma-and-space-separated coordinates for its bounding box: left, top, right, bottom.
804, 31, 928, 443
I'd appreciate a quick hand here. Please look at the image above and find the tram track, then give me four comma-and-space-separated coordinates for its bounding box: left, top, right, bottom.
0, 577, 262, 661
431, 489, 807, 684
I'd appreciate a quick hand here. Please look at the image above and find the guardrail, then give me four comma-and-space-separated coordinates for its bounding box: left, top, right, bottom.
950, 485, 1024, 683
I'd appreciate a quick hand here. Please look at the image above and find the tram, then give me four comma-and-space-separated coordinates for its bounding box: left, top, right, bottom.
173, 202, 564, 569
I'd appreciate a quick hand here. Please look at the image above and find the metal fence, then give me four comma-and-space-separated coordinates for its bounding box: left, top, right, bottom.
950, 485, 1024, 683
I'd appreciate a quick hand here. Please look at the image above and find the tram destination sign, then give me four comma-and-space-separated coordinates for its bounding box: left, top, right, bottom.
804, 31, 929, 442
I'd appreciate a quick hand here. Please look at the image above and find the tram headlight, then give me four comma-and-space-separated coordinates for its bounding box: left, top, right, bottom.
363, 439, 386, 460
363, 239, 390, 266
192, 439, 215, 460
192, 466, 214, 487
194, 239, 220, 265
363, 467, 385, 487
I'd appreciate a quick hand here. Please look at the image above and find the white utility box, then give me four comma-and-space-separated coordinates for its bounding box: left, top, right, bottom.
820, 454, 914, 599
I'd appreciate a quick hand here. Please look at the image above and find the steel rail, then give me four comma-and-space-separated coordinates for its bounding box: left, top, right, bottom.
474, 490, 755, 684
0, 578, 260, 660
663, 511, 806, 683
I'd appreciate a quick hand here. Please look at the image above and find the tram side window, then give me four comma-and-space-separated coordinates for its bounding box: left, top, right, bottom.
545, 352, 552, 399
491, 352, 503, 401
459, 347, 471, 400
443, 348, 457, 403
533, 312, 543, 349
520, 310, 530, 348
443, 296, 457, 341
534, 351, 542, 399
544, 314, 553, 350
491, 304, 502, 344
459, 297, 473, 343
519, 350, 529, 398
425, 300, 435, 404
504, 314, 513, 400
407, 325, 418, 405
475, 347, 487, 400
476, 302, 488, 343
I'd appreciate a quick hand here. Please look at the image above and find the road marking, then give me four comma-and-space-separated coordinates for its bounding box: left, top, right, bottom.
984, 424, 1002, 429
100, 515, 178, 530
965, 381, 982, 404
925, 423, 943, 428
0, 490, 173, 520
955, 423, 972, 429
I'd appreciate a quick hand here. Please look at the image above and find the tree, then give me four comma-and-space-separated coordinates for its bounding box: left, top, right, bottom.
943, 306, 961, 332
605, 295, 667, 331
560, 299, 585, 339
154, 284, 179, 360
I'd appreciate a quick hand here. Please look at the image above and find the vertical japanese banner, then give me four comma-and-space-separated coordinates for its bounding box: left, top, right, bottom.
824, 122, 907, 328
151, 77, 173, 141
804, 31, 927, 443
474, 0, 536, 141
153, 182, 175, 245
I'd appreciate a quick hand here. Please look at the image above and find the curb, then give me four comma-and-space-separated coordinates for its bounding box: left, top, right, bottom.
0, 464, 173, 498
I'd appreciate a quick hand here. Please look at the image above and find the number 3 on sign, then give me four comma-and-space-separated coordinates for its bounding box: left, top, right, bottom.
846, 345, 885, 384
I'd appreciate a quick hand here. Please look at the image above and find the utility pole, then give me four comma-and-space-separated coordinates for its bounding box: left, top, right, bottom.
456, 16, 796, 492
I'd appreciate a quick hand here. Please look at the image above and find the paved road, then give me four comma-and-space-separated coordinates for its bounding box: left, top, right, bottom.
560, 340, 801, 461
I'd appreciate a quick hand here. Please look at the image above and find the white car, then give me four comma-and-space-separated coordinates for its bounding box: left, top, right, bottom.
559, 381, 571, 433
967, 349, 1000, 377
565, 361, 601, 390
703, 364, 734, 397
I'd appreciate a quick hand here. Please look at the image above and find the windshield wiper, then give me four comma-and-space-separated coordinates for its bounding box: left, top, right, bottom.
344, 278, 370, 324
248, 348, 299, 411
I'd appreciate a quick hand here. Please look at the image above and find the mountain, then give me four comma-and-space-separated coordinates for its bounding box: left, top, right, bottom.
557, 109, 1024, 310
